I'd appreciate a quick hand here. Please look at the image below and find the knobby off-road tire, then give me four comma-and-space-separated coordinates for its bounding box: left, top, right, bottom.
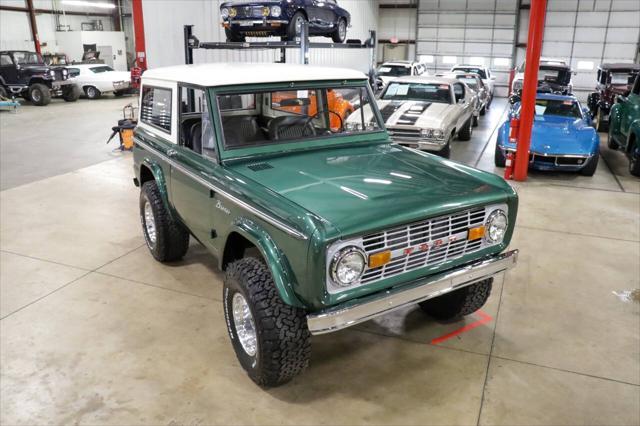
139, 181, 189, 262
224, 257, 311, 387
28, 83, 51, 106
62, 85, 81, 102
0, 85, 8, 99
494, 144, 506, 167
457, 117, 473, 141
419, 278, 493, 321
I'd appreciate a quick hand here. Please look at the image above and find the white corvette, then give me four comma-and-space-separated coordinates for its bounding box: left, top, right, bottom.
67, 64, 131, 99
373, 76, 477, 158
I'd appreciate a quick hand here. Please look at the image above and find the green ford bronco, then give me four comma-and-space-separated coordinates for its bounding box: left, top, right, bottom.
132, 63, 519, 387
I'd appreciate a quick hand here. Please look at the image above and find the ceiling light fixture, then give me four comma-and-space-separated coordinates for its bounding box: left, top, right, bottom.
61, 0, 116, 9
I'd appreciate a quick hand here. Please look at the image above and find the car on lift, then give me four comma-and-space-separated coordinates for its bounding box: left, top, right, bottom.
67, 64, 132, 99
132, 63, 518, 387
450, 64, 496, 103
495, 93, 599, 176
373, 76, 478, 157
0, 50, 80, 106
587, 63, 640, 132
220, 0, 350, 43
438, 72, 490, 125
511, 58, 573, 96
376, 60, 428, 86
608, 74, 640, 176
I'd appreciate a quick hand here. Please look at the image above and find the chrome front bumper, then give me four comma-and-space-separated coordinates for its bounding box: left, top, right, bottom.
307, 250, 518, 335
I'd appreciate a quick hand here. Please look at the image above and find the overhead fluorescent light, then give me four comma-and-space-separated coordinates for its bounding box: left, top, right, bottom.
61, 0, 116, 9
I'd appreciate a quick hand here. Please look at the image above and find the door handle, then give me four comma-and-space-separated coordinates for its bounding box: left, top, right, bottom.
167, 149, 178, 158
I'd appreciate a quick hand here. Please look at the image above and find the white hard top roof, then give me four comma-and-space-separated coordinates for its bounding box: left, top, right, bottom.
142, 63, 367, 86
389, 75, 457, 85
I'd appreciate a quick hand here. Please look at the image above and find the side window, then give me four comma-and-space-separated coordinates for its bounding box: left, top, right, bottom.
178, 86, 215, 159
453, 83, 464, 102
68, 68, 80, 78
0, 54, 12, 66
140, 86, 172, 133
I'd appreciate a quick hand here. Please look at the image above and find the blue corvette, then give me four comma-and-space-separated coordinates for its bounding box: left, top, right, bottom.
220, 0, 350, 43
495, 93, 600, 176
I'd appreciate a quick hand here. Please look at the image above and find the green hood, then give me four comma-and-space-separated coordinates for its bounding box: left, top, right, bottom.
228, 143, 513, 238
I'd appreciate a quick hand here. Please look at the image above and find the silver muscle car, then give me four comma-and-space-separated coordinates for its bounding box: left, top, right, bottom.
375, 76, 477, 158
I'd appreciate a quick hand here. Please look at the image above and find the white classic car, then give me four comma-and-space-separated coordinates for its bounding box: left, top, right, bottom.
438, 72, 489, 125
67, 64, 131, 99
376, 61, 427, 86
450, 64, 496, 103
373, 76, 477, 158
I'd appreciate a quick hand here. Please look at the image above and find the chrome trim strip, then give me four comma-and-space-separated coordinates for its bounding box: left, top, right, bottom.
134, 137, 308, 240
307, 249, 518, 335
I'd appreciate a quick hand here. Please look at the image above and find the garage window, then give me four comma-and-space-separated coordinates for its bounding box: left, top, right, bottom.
141, 86, 172, 133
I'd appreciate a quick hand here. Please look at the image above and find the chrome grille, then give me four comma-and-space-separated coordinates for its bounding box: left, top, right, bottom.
388, 128, 421, 142
360, 207, 486, 284
235, 6, 264, 18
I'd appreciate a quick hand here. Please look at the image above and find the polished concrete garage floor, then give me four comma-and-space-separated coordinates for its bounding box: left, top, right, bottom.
1, 97, 639, 426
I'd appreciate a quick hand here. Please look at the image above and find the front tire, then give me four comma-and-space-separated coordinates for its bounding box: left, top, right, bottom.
287, 11, 307, 41
223, 257, 311, 387
62, 85, 80, 102
331, 18, 347, 43
139, 181, 189, 262
494, 144, 506, 167
84, 85, 101, 99
595, 107, 608, 132
28, 83, 51, 106
419, 278, 493, 321
629, 140, 640, 177
457, 117, 473, 141
579, 151, 599, 176
472, 114, 479, 127
0, 85, 8, 99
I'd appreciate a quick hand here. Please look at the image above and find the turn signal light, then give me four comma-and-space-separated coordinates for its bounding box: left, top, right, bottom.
468, 226, 486, 241
369, 251, 391, 268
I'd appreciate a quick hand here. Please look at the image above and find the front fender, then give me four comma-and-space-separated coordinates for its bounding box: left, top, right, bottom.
229, 217, 305, 308
609, 103, 622, 135
137, 158, 171, 212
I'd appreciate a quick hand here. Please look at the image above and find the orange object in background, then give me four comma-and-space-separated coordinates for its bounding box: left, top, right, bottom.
271, 89, 354, 132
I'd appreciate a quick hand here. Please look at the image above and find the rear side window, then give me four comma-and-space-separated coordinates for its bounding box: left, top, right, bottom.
141, 86, 172, 133
0, 54, 11, 66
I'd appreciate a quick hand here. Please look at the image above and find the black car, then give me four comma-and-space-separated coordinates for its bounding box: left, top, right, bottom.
220, 0, 350, 42
0, 50, 80, 106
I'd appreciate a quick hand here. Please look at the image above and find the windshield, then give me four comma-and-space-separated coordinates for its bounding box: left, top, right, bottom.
610, 72, 636, 85
381, 82, 452, 104
452, 67, 486, 79
534, 99, 582, 119
377, 65, 411, 77
90, 66, 115, 73
539, 67, 571, 85
13, 52, 44, 65
456, 76, 479, 90
217, 85, 382, 149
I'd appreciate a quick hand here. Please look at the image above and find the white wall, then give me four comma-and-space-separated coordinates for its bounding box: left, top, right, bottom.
141, 0, 379, 73
378, 7, 417, 62
0, 8, 33, 50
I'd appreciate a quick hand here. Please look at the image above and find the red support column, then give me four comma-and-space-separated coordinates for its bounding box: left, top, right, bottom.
25, 0, 41, 54
131, 0, 147, 70
513, 0, 547, 181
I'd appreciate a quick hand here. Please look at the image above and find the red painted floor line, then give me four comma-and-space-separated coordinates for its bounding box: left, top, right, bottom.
430, 310, 493, 345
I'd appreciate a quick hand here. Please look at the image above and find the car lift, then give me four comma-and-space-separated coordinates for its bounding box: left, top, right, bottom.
183, 23, 377, 75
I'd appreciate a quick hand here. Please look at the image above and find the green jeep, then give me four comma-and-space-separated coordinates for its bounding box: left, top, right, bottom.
609, 74, 640, 176
132, 63, 519, 387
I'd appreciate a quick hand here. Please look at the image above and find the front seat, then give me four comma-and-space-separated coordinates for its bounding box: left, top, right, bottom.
268, 116, 316, 140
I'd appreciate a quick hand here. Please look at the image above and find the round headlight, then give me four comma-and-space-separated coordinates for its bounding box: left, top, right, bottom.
271, 5, 281, 17
49, 70, 55, 77
229, 7, 237, 17
420, 128, 433, 138
221, 7, 229, 19
330, 246, 366, 286
485, 210, 508, 243
433, 129, 444, 140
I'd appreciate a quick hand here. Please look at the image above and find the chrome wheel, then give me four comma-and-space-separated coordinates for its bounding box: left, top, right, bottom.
31, 89, 41, 103
143, 201, 157, 245
295, 16, 305, 34
232, 293, 257, 356
338, 20, 346, 40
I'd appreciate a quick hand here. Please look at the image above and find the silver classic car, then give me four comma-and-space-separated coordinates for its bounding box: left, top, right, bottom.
375, 76, 477, 158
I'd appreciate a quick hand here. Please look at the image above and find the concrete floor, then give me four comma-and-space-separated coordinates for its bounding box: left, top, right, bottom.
1, 97, 639, 425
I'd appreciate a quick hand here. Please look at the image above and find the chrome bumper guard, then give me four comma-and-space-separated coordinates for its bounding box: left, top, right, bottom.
307, 249, 518, 335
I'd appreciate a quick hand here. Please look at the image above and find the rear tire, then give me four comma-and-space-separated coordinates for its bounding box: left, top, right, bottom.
331, 18, 347, 43
140, 181, 189, 262
629, 140, 640, 177
62, 85, 80, 102
223, 257, 311, 387
480, 105, 486, 116
472, 115, 479, 127
494, 144, 506, 167
419, 278, 493, 321
225, 28, 246, 42
0, 85, 7, 99
457, 117, 473, 141
579, 151, 599, 176
114, 90, 126, 97
28, 83, 51, 106
84, 86, 101, 99
595, 107, 608, 132
607, 125, 619, 149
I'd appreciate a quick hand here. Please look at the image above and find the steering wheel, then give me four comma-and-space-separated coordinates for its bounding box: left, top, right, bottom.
304, 110, 344, 134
